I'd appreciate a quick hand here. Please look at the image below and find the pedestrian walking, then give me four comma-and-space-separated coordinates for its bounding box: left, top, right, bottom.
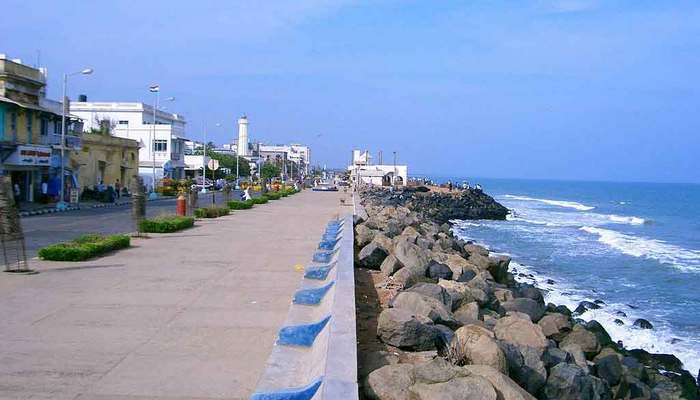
115, 179, 121, 199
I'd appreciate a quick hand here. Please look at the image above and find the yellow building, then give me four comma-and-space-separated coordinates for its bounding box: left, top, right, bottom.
0, 54, 81, 204
72, 132, 139, 193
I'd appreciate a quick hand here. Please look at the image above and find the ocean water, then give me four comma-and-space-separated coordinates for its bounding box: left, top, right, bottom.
445, 178, 700, 377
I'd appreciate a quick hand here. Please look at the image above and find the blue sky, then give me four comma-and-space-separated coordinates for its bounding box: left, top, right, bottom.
2, 0, 699, 183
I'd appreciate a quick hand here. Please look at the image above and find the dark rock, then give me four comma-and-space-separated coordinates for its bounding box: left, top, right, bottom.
621, 356, 648, 382
546, 279, 555, 285
405, 282, 453, 309
487, 255, 511, 284
500, 341, 547, 395
573, 301, 601, 315
456, 269, 477, 283
501, 298, 546, 322
633, 318, 653, 329
594, 355, 623, 386
594, 299, 606, 305
377, 308, 440, 351
516, 285, 545, 306
543, 363, 612, 400
358, 238, 390, 268
543, 346, 573, 369
426, 261, 453, 280
615, 310, 627, 317
584, 320, 614, 348
613, 319, 624, 325
391, 291, 462, 330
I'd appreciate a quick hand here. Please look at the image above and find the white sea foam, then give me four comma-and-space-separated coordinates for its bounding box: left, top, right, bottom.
608, 214, 646, 225
503, 195, 595, 211
580, 226, 700, 273
505, 260, 700, 378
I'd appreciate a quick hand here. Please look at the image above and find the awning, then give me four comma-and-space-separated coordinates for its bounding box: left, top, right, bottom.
0, 96, 80, 118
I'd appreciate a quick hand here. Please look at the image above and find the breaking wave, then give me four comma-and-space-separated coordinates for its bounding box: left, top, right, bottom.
503, 195, 595, 211
580, 226, 700, 273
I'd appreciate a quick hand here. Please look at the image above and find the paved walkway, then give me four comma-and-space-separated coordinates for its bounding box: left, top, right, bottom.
0, 190, 349, 400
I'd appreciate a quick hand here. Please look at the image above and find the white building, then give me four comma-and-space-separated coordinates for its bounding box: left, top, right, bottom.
348, 149, 407, 186
70, 102, 188, 187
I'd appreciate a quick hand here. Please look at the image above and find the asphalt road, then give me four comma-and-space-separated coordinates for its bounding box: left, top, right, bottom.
21, 191, 242, 258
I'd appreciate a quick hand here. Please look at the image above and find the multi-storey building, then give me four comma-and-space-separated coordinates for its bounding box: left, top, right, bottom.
0, 54, 82, 204
70, 101, 188, 188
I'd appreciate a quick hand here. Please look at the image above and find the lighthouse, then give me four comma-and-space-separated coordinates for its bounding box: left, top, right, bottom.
237, 115, 249, 156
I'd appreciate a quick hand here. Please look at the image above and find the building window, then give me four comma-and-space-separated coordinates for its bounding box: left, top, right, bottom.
54, 120, 61, 135
40, 118, 48, 136
153, 140, 168, 152
118, 120, 129, 125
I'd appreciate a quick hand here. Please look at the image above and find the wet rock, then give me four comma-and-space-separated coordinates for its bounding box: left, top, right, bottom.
391, 291, 462, 330
594, 354, 623, 386
613, 319, 624, 325
633, 318, 653, 329
560, 324, 601, 359
426, 261, 453, 280
488, 255, 511, 284
543, 363, 612, 400
500, 341, 548, 395
615, 310, 627, 317
377, 308, 440, 351
450, 324, 508, 374
584, 320, 614, 348
573, 300, 601, 315
516, 285, 545, 306
501, 298, 546, 322
537, 313, 572, 341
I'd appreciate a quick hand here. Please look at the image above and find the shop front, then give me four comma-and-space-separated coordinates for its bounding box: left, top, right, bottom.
1, 144, 52, 203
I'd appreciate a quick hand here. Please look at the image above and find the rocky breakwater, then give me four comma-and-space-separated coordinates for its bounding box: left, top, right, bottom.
354, 187, 699, 400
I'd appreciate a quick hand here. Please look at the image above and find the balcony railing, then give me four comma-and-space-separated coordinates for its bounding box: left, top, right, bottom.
40, 133, 82, 150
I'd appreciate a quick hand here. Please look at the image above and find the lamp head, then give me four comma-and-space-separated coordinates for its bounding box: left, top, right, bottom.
81, 68, 93, 75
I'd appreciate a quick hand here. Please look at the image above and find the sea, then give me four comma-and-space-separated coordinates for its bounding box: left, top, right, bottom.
442, 178, 700, 377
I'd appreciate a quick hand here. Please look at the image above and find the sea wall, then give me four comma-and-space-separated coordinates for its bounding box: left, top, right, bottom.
354, 186, 699, 400
252, 215, 358, 400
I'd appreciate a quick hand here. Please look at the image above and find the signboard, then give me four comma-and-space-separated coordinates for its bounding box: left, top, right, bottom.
207, 159, 220, 170
5, 145, 52, 166
69, 188, 79, 204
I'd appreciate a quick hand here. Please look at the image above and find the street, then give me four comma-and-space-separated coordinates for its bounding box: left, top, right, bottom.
21, 191, 242, 258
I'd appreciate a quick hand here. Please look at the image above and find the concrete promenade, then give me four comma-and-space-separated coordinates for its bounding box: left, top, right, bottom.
0, 189, 347, 399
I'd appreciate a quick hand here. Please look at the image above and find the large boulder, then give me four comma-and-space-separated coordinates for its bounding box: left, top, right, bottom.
409, 376, 497, 400
494, 314, 548, 353
405, 282, 453, 309
594, 354, 622, 386
542, 346, 574, 369
454, 301, 480, 325
377, 308, 440, 350
537, 313, 572, 341
450, 324, 508, 374
399, 226, 420, 243
391, 291, 461, 330
463, 365, 537, 400
358, 235, 392, 268
560, 343, 589, 373
584, 320, 614, 348
560, 324, 601, 359
365, 363, 415, 400
500, 341, 548, 395
501, 298, 545, 322
438, 279, 473, 310
542, 363, 612, 400
488, 255, 511, 284
355, 223, 377, 247
439, 253, 479, 282
426, 261, 453, 280
394, 239, 431, 272
380, 254, 402, 276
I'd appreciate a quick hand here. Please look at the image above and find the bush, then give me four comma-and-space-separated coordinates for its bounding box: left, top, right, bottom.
250, 197, 268, 204
228, 200, 253, 210
139, 215, 194, 233
38, 234, 130, 261
195, 207, 230, 218
264, 192, 281, 200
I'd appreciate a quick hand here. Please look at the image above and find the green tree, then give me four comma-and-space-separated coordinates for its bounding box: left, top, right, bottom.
260, 162, 281, 192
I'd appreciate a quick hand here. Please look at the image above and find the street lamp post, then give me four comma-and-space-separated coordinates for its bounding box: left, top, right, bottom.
393, 151, 397, 186
57, 68, 92, 211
